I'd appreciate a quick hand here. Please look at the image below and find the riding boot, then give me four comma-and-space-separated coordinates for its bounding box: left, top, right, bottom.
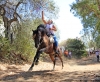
55, 47, 59, 54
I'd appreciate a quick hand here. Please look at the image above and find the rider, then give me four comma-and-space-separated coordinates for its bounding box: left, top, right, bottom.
42, 11, 59, 54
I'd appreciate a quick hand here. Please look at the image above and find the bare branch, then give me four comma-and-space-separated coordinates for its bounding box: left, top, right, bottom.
0, 5, 6, 16
6, 0, 13, 6
13, 12, 21, 19
9, 17, 17, 24
97, 0, 100, 10
15, 2, 22, 11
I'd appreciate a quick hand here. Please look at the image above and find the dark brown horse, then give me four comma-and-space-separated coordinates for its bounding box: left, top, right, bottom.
29, 24, 64, 71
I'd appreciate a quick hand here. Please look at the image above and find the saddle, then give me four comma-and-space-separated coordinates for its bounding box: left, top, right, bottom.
49, 35, 54, 43
48, 35, 59, 54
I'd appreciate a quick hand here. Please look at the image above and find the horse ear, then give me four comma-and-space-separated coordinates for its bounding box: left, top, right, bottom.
33, 34, 36, 39
32, 29, 34, 32
32, 30, 36, 34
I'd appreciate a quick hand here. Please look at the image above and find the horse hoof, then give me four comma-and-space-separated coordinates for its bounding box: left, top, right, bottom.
28, 68, 32, 71
55, 57, 58, 60
35, 62, 39, 65
51, 69, 54, 71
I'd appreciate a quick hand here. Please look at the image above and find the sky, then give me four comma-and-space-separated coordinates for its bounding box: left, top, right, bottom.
53, 0, 83, 43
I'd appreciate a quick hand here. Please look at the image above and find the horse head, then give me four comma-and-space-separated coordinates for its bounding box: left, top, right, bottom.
32, 29, 41, 48
32, 24, 46, 48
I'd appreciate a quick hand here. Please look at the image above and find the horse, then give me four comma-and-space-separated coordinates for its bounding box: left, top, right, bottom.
28, 24, 64, 71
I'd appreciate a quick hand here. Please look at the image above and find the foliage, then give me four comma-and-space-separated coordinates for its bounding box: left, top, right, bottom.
59, 40, 67, 47
0, 0, 60, 63
0, 19, 36, 63
95, 34, 100, 48
0, 36, 12, 59
13, 20, 36, 61
70, 0, 100, 49
0, 0, 59, 42
88, 40, 96, 48
66, 38, 86, 58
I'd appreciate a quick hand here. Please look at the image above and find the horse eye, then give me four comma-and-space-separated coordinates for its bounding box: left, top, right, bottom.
33, 34, 36, 39
38, 31, 41, 36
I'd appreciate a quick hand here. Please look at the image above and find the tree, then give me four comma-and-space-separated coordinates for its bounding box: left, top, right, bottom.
66, 38, 86, 58
0, 0, 59, 43
70, 0, 100, 49
95, 34, 100, 48
59, 40, 67, 47
0, 0, 59, 62
88, 40, 96, 48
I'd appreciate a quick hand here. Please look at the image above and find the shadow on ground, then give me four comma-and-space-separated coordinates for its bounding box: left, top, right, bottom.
1, 69, 100, 82
1, 55, 100, 82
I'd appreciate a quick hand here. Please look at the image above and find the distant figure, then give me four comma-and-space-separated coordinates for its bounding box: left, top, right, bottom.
68, 51, 72, 59
89, 49, 93, 56
64, 50, 68, 57
88, 50, 91, 56
60, 46, 65, 53
95, 50, 99, 62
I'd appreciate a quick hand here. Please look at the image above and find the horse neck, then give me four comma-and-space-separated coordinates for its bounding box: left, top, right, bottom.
42, 34, 49, 44
40, 36, 53, 54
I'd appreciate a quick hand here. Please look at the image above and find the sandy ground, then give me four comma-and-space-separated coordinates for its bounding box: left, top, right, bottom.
0, 55, 100, 82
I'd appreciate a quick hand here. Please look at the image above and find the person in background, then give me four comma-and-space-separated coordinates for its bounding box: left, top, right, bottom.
95, 50, 99, 62
64, 50, 68, 57
68, 50, 72, 59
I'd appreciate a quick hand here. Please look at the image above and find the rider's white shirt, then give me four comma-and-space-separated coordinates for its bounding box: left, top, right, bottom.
46, 24, 54, 35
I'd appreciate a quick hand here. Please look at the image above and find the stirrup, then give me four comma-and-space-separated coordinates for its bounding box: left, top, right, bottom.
55, 51, 59, 54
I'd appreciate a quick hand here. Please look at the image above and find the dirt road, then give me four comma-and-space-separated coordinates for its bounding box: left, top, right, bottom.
0, 55, 100, 82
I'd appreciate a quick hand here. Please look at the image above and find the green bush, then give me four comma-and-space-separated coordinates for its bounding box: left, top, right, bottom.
0, 36, 12, 59
12, 21, 36, 61
0, 20, 36, 63
66, 39, 87, 58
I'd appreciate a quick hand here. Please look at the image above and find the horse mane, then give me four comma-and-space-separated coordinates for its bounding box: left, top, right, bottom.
32, 29, 37, 36
32, 24, 47, 36
37, 24, 46, 29
37, 24, 47, 36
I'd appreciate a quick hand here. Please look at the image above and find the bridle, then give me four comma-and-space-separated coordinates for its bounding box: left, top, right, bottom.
33, 30, 43, 48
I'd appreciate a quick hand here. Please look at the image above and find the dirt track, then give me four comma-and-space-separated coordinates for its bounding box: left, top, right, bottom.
0, 55, 100, 82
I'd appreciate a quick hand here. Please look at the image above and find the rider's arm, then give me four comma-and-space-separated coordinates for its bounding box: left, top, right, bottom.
42, 11, 47, 24
50, 24, 57, 31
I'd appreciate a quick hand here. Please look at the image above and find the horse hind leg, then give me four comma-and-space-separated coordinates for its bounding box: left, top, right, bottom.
49, 55, 56, 70
58, 54, 64, 69
53, 56, 57, 70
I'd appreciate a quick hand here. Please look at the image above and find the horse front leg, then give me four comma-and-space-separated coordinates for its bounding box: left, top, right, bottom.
35, 51, 41, 65
28, 51, 41, 71
28, 54, 37, 71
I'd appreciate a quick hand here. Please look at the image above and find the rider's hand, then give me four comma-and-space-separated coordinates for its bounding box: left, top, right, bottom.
42, 11, 43, 14
49, 28, 52, 30
49, 27, 54, 30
